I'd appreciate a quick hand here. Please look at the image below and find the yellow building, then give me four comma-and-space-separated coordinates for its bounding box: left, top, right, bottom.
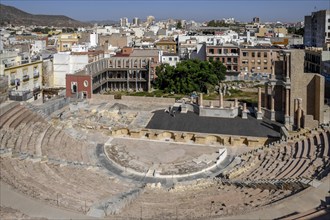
3, 60, 43, 101
155, 38, 177, 53
57, 33, 79, 52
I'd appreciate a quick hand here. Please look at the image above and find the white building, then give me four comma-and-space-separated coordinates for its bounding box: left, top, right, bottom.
30, 40, 47, 55
53, 52, 88, 87
160, 52, 180, 66
90, 32, 99, 47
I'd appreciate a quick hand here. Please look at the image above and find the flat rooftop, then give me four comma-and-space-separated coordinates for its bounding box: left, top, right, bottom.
146, 110, 281, 138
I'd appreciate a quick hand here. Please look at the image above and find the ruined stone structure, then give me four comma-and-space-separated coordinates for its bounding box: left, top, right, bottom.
263, 50, 325, 130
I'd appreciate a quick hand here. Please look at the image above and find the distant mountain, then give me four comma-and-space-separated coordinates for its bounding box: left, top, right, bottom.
0, 4, 89, 27
87, 20, 119, 26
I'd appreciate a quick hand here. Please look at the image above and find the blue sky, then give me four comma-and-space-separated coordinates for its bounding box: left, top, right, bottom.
1, 0, 330, 22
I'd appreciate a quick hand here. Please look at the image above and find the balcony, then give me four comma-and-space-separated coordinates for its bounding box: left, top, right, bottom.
22, 75, 30, 82
10, 79, 15, 86
33, 86, 41, 93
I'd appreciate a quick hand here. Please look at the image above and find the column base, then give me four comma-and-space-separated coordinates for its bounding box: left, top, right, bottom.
242, 111, 248, 119
284, 115, 290, 125
257, 111, 263, 120
270, 110, 275, 121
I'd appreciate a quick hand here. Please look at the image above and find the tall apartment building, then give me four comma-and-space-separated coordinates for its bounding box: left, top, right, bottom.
133, 17, 141, 26
206, 44, 240, 76
304, 10, 330, 47
120, 17, 129, 27
240, 46, 280, 76
304, 47, 330, 99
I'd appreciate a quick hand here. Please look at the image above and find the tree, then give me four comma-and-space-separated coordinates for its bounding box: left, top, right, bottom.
288, 27, 304, 36
176, 20, 182, 29
207, 20, 229, 27
154, 59, 226, 94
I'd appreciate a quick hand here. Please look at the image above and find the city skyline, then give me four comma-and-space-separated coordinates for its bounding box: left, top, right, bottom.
1, 0, 329, 23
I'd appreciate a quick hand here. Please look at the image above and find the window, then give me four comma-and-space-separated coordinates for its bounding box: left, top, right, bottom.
169, 57, 172, 61
257, 52, 261, 57
257, 66, 261, 70
209, 49, 214, 54
174, 58, 178, 61
243, 52, 248, 56
264, 52, 267, 57
71, 82, 77, 93
252, 52, 255, 57
217, 49, 222, 54
264, 67, 268, 70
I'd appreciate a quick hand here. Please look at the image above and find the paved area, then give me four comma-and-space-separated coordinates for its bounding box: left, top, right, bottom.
97, 144, 234, 186
0, 181, 93, 219
146, 110, 281, 138
106, 138, 222, 175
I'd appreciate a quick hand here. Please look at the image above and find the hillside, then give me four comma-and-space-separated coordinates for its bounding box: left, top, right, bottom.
0, 4, 89, 27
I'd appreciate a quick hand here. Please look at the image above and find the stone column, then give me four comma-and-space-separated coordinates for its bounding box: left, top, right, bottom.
264, 84, 268, 109
234, 98, 238, 108
270, 85, 275, 121
297, 98, 302, 129
285, 88, 290, 126
257, 87, 262, 120
258, 87, 262, 112
219, 92, 224, 108
286, 53, 290, 78
285, 89, 289, 116
242, 103, 248, 119
199, 93, 203, 107
209, 101, 213, 108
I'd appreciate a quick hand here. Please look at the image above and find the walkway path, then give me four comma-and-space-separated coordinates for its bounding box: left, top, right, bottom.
0, 181, 94, 219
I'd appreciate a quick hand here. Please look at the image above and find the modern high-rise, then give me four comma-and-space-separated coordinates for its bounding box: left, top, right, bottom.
252, 17, 260, 24
132, 17, 141, 26
120, 17, 129, 27
304, 10, 330, 47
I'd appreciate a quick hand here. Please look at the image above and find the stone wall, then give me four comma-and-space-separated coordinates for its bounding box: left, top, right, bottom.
0, 75, 9, 104
92, 94, 175, 104
111, 128, 268, 147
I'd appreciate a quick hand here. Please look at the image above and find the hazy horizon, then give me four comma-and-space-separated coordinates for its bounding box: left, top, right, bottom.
1, 0, 330, 23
